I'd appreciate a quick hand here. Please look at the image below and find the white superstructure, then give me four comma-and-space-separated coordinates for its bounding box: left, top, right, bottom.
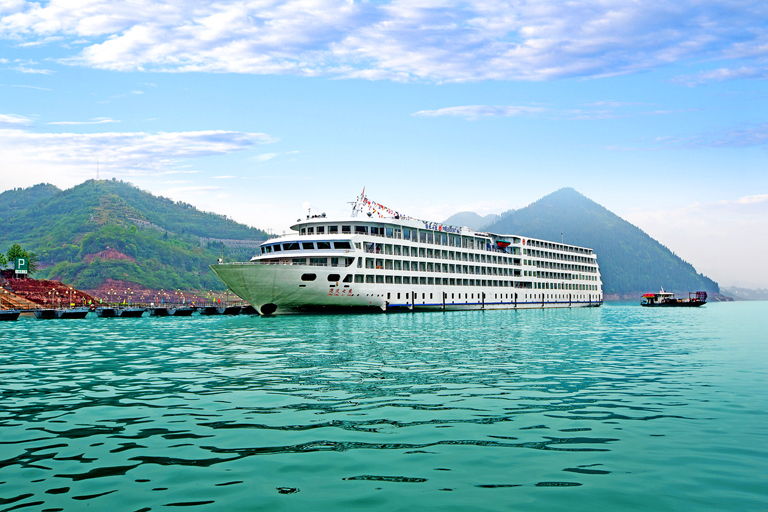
211, 194, 602, 315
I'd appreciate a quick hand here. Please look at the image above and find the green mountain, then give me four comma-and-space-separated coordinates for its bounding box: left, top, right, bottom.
0, 183, 60, 219
482, 188, 719, 298
0, 180, 268, 291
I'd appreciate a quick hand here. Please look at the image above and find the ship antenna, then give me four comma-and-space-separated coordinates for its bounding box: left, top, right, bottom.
350, 186, 365, 217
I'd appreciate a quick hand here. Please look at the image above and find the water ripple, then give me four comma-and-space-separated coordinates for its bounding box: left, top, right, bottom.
1, 304, 767, 511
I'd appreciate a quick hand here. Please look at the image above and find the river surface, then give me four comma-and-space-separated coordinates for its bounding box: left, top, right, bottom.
1, 302, 766, 511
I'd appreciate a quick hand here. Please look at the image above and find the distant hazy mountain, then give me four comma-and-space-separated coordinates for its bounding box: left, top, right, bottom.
442, 211, 502, 230
483, 188, 719, 298
720, 286, 768, 301
0, 180, 267, 291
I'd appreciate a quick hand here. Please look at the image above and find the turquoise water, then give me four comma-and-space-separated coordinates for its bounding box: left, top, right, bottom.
1, 303, 766, 511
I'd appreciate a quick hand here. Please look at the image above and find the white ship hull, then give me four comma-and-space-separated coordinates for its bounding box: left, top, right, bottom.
212, 261, 602, 315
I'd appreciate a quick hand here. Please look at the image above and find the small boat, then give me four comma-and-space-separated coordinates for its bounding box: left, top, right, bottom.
99, 307, 146, 318
118, 307, 146, 318
0, 310, 21, 321
34, 309, 57, 319
199, 305, 241, 316
641, 289, 707, 307
57, 308, 90, 319
496, 239, 511, 248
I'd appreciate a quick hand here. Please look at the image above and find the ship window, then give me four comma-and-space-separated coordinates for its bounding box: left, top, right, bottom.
366, 275, 374, 283
403, 276, 410, 284
309, 258, 327, 266
386, 227, 393, 238
302, 242, 315, 250
317, 242, 331, 250
355, 275, 364, 283
343, 274, 353, 283
329, 226, 338, 234
301, 273, 316, 281
334, 241, 352, 250
264, 245, 272, 253
403, 228, 411, 239
342, 225, 351, 234
395, 276, 402, 284
300, 228, 306, 235
307, 227, 314, 234
355, 225, 367, 234
328, 274, 341, 282
371, 226, 383, 236
385, 276, 393, 283
284, 243, 299, 251
273, 245, 282, 252
317, 226, 325, 234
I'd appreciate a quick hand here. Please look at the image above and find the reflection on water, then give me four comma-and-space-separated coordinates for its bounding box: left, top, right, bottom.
1, 303, 767, 511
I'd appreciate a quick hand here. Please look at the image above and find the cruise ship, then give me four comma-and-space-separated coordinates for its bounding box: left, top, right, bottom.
211, 193, 603, 315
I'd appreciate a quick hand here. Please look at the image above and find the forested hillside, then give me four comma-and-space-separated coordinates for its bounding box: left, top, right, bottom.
0, 180, 268, 291
0, 183, 60, 220
483, 188, 719, 298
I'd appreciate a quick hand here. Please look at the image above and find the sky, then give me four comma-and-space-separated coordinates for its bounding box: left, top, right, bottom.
0, 0, 767, 288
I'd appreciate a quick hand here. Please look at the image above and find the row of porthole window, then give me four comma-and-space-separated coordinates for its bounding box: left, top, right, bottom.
300, 273, 600, 291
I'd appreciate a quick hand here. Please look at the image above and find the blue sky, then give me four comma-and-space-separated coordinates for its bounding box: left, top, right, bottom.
1, 0, 767, 288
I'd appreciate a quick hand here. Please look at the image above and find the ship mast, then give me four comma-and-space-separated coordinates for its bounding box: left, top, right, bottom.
350, 187, 365, 218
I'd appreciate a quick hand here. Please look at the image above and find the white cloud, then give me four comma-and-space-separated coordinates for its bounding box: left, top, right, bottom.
212, 175, 237, 179
736, 194, 768, 205
255, 152, 278, 161
14, 65, 53, 74
47, 117, 120, 125
4, 83, 51, 90
414, 105, 546, 119
1, 0, 768, 82
0, 113, 32, 126
0, 128, 275, 191
673, 66, 768, 86
413, 103, 686, 121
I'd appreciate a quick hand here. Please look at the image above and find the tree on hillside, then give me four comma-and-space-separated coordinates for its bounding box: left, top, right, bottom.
6, 243, 39, 275
0, 253, 6, 269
